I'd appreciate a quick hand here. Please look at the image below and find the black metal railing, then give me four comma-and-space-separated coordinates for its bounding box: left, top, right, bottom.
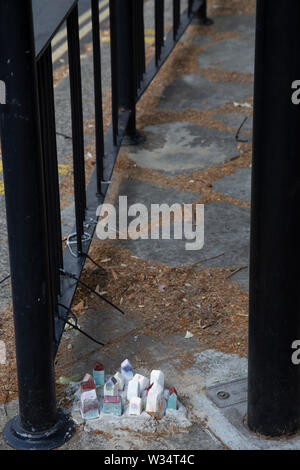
0, 0, 209, 449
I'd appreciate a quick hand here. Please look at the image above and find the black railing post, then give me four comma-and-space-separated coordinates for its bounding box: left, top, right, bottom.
115, 0, 145, 145
0, 0, 74, 449
248, 0, 300, 437
197, 0, 213, 25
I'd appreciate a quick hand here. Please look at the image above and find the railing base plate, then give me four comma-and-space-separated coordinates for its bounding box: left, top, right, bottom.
121, 130, 146, 146
3, 411, 75, 450
192, 17, 214, 26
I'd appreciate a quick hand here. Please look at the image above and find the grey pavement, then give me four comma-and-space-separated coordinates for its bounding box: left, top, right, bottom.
60, 6, 254, 450
159, 73, 253, 111
197, 36, 255, 74
126, 121, 239, 175
0, 4, 261, 451
213, 167, 251, 203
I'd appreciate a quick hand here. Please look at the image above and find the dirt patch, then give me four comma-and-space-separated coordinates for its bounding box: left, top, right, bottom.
0, 306, 17, 403
63, 239, 248, 358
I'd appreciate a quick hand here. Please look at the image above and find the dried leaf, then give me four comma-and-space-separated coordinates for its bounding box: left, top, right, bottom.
184, 331, 194, 339
73, 301, 84, 312
111, 269, 119, 280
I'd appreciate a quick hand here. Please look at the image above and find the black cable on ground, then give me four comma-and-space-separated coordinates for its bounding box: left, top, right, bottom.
58, 303, 105, 347
235, 116, 249, 143
78, 251, 104, 271
60, 268, 125, 315
0, 274, 10, 286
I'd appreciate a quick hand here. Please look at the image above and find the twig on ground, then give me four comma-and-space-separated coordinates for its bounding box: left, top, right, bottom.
191, 253, 225, 267
225, 266, 248, 280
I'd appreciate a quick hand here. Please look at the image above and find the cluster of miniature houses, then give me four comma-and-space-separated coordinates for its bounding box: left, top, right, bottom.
79, 359, 178, 420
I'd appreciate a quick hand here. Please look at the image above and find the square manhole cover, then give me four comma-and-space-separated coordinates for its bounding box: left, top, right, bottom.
206, 377, 248, 408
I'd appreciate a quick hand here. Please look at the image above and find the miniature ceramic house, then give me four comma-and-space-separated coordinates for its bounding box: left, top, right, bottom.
104, 376, 119, 397
142, 383, 154, 408
114, 371, 125, 391
80, 374, 96, 394
127, 377, 140, 401
93, 362, 105, 387
145, 383, 154, 396
150, 370, 164, 389
83, 373, 94, 382
121, 358, 134, 382
167, 387, 178, 410
129, 396, 143, 416
102, 395, 122, 416
146, 381, 164, 415
133, 374, 149, 392
80, 389, 99, 420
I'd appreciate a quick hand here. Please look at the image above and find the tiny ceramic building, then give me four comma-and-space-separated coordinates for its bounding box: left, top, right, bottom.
93, 361, 105, 387
80, 373, 96, 393
121, 358, 134, 382
104, 376, 119, 397
127, 377, 140, 401
103, 396, 122, 416
167, 387, 178, 410
133, 373, 149, 392
150, 370, 164, 389
146, 381, 164, 414
80, 389, 99, 420
129, 396, 143, 416
114, 371, 125, 391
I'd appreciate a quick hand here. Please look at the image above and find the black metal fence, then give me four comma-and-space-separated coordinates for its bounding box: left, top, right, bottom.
0, 0, 208, 449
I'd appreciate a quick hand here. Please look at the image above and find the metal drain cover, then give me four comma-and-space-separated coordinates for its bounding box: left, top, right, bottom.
206, 377, 248, 408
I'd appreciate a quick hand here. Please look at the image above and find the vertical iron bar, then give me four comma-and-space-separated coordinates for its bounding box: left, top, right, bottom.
155, 0, 165, 66
91, 0, 105, 195
173, 0, 180, 40
109, 0, 119, 146
140, 0, 146, 77
0, 0, 74, 449
197, 0, 213, 25
248, 0, 300, 437
115, 0, 142, 141
37, 44, 62, 302
138, 0, 145, 86
135, 1, 141, 89
67, 5, 86, 252
198, 0, 207, 19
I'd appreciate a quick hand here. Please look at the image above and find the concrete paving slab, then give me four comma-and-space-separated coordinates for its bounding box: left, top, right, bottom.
62, 305, 138, 358
118, 333, 180, 366
213, 112, 253, 133
186, 349, 248, 386
198, 36, 254, 75
118, 201, 250, 269
159, 73, 253, 111
213, 167, 251, 202
126, 121, 238, 174
162, 333, 203, 353
192, 34, 214, 46
164, 423, 223, 450
116, 177, 199, 208
212, 14, 256, 40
